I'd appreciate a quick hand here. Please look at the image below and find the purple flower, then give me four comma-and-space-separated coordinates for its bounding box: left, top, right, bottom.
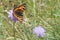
33, 26, 46, 37
7, 10, 18, 22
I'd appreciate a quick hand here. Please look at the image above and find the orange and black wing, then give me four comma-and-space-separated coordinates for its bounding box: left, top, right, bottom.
13, 4, 26, 22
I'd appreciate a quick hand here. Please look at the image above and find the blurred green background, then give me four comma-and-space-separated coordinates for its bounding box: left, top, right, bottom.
0, 0, 60, 40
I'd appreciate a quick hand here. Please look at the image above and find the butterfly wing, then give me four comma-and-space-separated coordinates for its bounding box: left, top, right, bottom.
13, 4, 26, 22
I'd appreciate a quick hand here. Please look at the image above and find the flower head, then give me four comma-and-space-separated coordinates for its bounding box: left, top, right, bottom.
33, 26, 46, 37
7, 10, 18, 22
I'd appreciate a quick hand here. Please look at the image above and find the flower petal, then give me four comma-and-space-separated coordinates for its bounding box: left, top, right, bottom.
7, 10, 18, 22
33, 26, 46, 37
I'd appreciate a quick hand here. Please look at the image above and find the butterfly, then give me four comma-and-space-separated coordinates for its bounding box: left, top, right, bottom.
13, 4, 26, 22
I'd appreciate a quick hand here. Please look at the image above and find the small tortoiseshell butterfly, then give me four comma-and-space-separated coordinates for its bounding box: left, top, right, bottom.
13, 4, 26, 22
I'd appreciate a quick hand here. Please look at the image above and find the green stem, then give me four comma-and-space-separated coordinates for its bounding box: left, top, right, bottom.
13, 22, 16, 40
